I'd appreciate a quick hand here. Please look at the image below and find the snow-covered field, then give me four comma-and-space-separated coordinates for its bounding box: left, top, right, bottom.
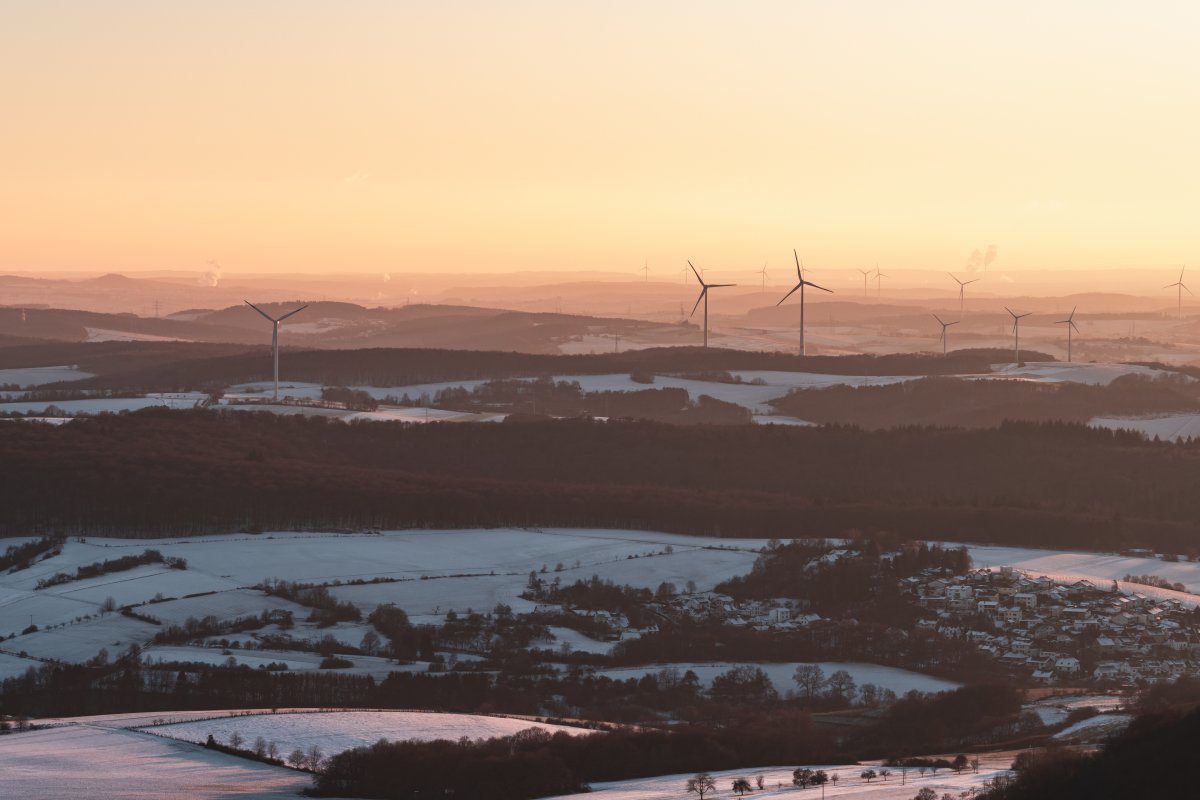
975, 361, 1176, 385
963, 544, 1200, 603
593, 662, 959, 696
0, 528, 772, 666
0, 392, 207, 415
0, 365, 93, 388
1090, 413, 1200, 441
143, 710, 592, 757
543, 752, 1016, 800
0, 722, 323, 799
1052, 712, 1132, 742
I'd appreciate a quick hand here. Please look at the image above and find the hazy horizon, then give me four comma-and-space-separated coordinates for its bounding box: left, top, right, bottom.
5, 2, 1200, 277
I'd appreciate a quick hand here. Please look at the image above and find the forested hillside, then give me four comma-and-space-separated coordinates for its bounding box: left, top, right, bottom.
1, 411, 1198, 552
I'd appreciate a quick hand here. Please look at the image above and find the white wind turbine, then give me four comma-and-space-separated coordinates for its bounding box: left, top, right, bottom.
858, 269, 872, 298
1056, 306, 1080, 363
948, 273, 981, 314
688, 261, 735, 348
777, 250, 832, 355
245, 301, 309, 401
1164, 266, 1191, 318
1005, 306, 1032, 366
933, 314, 959, 356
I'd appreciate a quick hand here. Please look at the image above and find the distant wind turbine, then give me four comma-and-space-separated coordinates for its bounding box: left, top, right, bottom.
245, 301, 309, 401
1057, 306, 1080, 363
1005, 306, 1032, 366
758, 262, 769, 290
640, 260, 650, 281
933, 314, 959, 356
777, 250, 833, 355
688, 261, 735, 348
1164, 266, 1191, 318
948, 273, 981, 314
874, 266, 887, 299
858, 269, 872, 298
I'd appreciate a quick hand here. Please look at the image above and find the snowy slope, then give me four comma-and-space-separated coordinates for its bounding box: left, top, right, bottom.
143, 710, 592, 757
0, 723, 325, 799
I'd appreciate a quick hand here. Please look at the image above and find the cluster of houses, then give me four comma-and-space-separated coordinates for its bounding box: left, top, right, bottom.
907, 565, 1200, 685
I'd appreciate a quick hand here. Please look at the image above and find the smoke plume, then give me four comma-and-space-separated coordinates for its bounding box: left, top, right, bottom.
200, 259, 222, 287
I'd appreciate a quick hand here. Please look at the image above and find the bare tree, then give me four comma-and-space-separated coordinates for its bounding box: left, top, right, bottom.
732, 777, 752, 796
228, 731, 244, 750
879, 768, 891, 781
306, 743, 325, 772
953, 754, 968, 773
287, 749, 307, 769
914, 788, 937, 800
970, 757, 981, 774
687, 773, 717, 799
861, 769, 877, 783
793, 664, 826, 701
253, 736, 267, 757
755, 775, 765, 790
267, 741, 280, 761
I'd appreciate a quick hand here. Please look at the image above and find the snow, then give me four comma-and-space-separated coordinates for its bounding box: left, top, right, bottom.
84, 327, 187, 343
0, 723, 323, 799
963, 544, 1200, 602
0, 529, 771, 669
1027, 694, 1126, 727
539, 626, 616, 654
592, 662, 959, 696
0, 393, 207, 415
0, 365, 93, 387
142, 710, 593, 757
1090, 413, 1200, 441
976, 361, 1174, 385
1053, 712, 1133, 741
543, 752, 1016, 800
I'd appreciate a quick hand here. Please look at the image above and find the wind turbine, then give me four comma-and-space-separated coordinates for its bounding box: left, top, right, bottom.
758, 262, 769, 290
874, 266, 887, 299
245, 301, 309, 401
858, 269, 872, 298
777, 249, 833, 355
933, 314, 959, 355
1057, 306, 1080, 363
1005, 306, 1032, 366
948, 273, 981, 314
688, 261, 735, 348
1164, 266, 1191, 318
640, 260, 650, 281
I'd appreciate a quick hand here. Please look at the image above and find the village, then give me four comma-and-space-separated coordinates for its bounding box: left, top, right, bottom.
907, 564, 1200, 686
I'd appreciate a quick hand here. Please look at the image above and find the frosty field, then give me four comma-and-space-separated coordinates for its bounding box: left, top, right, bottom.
0, 722, 326, 799
594, 662, 960, 696
143, 709, 592, 756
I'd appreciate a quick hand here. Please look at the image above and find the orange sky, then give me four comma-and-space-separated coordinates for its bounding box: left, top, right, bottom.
3, 1, 1200, 276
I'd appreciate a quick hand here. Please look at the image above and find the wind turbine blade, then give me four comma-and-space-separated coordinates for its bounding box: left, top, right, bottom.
793, 249, 802, 280
1164, 283, 1178, 289
1069, 305, 1077, 320
777, 283, 802, 305
948, 273, 964, 286
947, 320, 960, 327
245, 301, 276, 322
1070, 321, 1080, 332
277, 304, 309, 321
802, 279, 833, 293
964, 278, 980, 285
709, 283, 737, 288
1185, 284, 1194, 296
933, 314, 945, 326
1004, 306, 1015, 318
689, 289, 706, 318
688, 261, 705, 286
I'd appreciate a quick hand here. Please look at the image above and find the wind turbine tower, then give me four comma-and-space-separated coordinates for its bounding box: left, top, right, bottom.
858, 269, 872, 298
758, 263, 769, 290
246, 301, 309, 401
933, 314, 959, 356
1005, 306, 1032, 366
688, 261, 735, 348
1165, 267, 1191, 318
640, 261, 650, 281
948, 273, 980, 314
874, 266, 887, 299
777, 249, 833, 355
1056, 306, 1080, 363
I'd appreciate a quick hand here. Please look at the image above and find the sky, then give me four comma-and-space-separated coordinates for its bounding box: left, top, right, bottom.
3, 1, 1200, 277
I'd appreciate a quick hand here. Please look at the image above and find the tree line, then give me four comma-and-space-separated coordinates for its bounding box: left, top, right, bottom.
3, 411, 1200, 552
